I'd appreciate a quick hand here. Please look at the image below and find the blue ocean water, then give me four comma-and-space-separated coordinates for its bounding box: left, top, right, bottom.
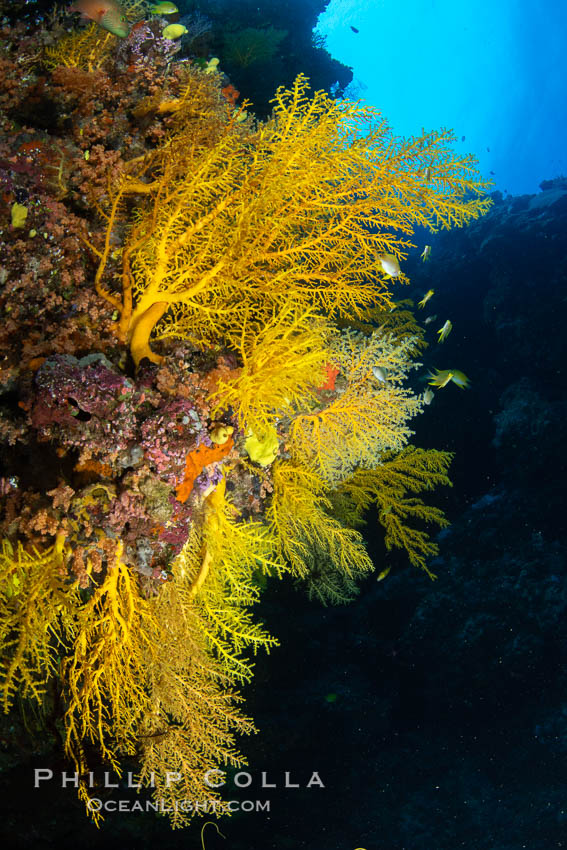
316, 0, 567, 195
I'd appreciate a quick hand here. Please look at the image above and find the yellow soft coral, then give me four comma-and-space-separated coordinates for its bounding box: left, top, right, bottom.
44, 23, 117, 72
94, 72, 490, 364
210, 303, 333, 439
334, 446, 453, 576
177, 477, 283, 682
0, 540, 79, 713
0, 63, 492, 831
289, 329, 423, 485
63, 540, 154, 815
268, 462, 373, 581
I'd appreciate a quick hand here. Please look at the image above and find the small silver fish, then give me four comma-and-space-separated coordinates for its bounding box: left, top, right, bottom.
372, 366, 388, 383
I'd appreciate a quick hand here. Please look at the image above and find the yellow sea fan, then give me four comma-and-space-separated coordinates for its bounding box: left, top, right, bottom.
0, 539, 79, 713
63, 541, 155, 779
268, 462, 373, 580
210, 303, 334, 439
289, 329, 423, 485
136, 522, 262, 826
175, 479, 284, 683
335, 446, 453, 574
95, 73, 490, 364
44, 23, 117, 72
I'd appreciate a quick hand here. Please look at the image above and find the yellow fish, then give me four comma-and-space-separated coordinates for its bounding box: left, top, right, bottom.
418, 289, 434, 309
423, 388, 434, 405
379, 253, 401, 277
427, 369, 470, 389
437, 319, 452, 342
377, 566, 391, 582
420, 245, 431, 262
424, 314, 437, 325
149, 1, 178, 13
162, 23, 187, 38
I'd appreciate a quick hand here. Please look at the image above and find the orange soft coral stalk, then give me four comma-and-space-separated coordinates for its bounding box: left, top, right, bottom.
175, 438, 234, 503
319, 363, 340, 391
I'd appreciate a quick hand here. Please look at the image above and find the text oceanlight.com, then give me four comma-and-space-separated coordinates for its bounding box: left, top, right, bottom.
88, 798, 270, 814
